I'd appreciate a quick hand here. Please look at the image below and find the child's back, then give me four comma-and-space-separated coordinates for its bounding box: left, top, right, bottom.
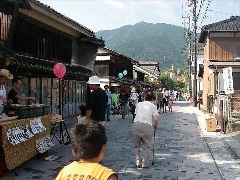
56, 120, 118, 180
56, 161, 115, 180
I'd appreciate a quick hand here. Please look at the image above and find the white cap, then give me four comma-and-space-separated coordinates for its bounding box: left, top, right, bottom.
87, 76, 100, 84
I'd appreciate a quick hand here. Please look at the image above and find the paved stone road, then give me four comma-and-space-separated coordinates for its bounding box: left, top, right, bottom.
2, 102, 240, 180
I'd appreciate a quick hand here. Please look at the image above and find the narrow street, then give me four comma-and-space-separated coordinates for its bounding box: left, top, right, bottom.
2, 102, 240, 180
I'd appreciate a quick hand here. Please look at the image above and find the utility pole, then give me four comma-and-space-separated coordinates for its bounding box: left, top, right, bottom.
193, 0, 197, 107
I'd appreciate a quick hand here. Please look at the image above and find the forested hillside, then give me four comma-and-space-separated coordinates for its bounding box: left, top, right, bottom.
95, 22, 186, 70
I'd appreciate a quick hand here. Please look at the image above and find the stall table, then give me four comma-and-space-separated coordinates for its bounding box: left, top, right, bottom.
0, 115, 51, 177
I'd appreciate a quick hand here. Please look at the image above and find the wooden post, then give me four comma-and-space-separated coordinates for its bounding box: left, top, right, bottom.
219, 99, 225, 133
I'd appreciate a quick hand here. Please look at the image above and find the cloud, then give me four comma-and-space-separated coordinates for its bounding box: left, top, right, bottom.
39, 0, 239, 32
103, 0, 125, 9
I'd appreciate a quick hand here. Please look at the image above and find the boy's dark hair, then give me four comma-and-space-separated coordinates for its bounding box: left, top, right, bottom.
12, 76, 21, 85
71, 120, 107, 159
79, 105, 86, 116
145, 91, 154, 101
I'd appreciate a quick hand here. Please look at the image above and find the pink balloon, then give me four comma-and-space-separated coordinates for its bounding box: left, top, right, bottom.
53, 63, 66, 79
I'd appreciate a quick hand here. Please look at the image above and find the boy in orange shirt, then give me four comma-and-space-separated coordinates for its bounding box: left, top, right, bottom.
56, 120, 118, 180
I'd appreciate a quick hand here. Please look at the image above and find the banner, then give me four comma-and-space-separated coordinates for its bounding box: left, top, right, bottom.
223, 67, 234, 94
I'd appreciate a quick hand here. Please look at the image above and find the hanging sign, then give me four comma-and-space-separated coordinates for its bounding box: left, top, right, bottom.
223, 67, 234, 94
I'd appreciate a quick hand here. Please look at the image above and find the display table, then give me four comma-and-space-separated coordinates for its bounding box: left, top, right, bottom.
0, 115, 51, 177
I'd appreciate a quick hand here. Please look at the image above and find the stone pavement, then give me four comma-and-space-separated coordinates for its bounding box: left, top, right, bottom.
1, 102, 240, 180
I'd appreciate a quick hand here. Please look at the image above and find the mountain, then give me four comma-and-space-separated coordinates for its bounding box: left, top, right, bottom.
95, 22, 186, 70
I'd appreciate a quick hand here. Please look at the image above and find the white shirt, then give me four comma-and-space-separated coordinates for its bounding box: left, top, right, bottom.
0, 86, 6, 102
130, 92, 138, 106
134, 101, 158, 126
0, 86, 6, 113
162, 91, 169, 98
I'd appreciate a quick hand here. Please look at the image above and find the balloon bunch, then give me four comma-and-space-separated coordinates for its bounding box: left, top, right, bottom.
118, 70, 127, 79
53, 63, 66, 79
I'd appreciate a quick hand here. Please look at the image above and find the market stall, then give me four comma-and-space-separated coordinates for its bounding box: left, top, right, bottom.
0, 107, 52, 177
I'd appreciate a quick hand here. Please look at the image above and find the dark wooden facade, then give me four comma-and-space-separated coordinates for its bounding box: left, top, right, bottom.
0, 0, 104, 117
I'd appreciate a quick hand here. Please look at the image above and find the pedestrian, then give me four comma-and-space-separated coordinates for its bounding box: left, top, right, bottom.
129, 87, 138, 122
156, 88, 163, 113
77, 105, 86, 123
111, 89, 118, 109
104, 85, 111, 122
55, 120, 118, 180
86, 76, 107, 125
0, 69, 13, 106
118, 89, 129, 119
168, 98, 173, 113
162, 88, 168, 113
132, 91, 158, 168
136, 89, 142, 103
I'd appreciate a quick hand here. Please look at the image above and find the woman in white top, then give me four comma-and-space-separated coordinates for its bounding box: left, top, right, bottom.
132, 91, 158, 168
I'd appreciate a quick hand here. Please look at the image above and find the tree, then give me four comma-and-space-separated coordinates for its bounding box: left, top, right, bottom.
160, 70, 175, 90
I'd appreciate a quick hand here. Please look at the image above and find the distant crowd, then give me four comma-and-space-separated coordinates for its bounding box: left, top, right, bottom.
56, 75, 185, 180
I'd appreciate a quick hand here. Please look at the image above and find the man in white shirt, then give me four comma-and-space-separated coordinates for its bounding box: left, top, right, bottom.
0, 69, 13, 103
0, 69, 13, 114
132, 91, 158, 168
162, 88, 168, 113
129, 87, 138, 122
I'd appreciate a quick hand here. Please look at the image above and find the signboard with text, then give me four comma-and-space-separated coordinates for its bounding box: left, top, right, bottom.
223, 67, 234, 94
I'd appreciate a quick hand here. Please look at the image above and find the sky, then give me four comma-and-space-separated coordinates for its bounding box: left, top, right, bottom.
40, 0, 240, 33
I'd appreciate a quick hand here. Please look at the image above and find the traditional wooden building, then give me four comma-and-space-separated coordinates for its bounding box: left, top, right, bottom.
0, 0, 104, 117
199, 16, 240, 132
95, 47, 154, 94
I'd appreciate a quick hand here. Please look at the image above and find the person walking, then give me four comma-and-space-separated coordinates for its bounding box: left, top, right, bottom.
132, 91, 158, 168
162, 88, 169, 113
118, 89, 129, 119
86, 76, 107, 125
156, 88, 163, 114
129, 87, 138, 122
77, 105, 86, 123
104, 85, 111, 122
168, 98, 173, 113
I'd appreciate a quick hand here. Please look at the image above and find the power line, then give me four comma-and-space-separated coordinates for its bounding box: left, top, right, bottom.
198, 0, 212, 31
208, 9, 234, 16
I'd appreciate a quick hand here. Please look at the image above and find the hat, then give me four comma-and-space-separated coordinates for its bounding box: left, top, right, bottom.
0, 69, 13, 79
87, 76, 100, 84
131, 87, 136, 93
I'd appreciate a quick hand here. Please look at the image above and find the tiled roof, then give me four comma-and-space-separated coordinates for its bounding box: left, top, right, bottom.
98, 47, 139, 65
10, 54, 96, 76
199, 16, 240, 43
202, 16, 240, 31
138, 61, 160, 76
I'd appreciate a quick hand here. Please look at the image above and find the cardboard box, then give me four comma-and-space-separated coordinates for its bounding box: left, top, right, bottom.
206, 118, 216, 132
